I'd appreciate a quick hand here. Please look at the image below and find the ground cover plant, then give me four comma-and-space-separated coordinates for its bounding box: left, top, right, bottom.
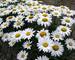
0, 0, 75, 60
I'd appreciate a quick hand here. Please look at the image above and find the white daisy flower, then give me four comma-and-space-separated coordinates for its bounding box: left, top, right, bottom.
17, 50, 28, 60
6, 16, 15, 22
51, 31, 63, 41
15, 15, 24, 21
13, 21, 24, 29
2, 33, 10, 42
0, 2, 8, 7
12, 6, 19, 14
0, 31, 3, 37
1, 22, 9, 29
0, 18, 3, 24
0, 8, 7, 16
26, 0, 39, 6
51, 10, 61, 17
39, 5, 49, 12
36, 29, 50, 39
49, 5, 57, 11
2, 9, 12, 16
59, 6, 69, 14
64, 10, 75, 16
56, 25, 71, 36
38, 12, 52, 18
37, 37, 53, 52
50, 41, 64, 57
37, 17, 52, 27
25, 14, 38, 23
22, 28, 35, 40
6, 0, 18, 3
59, 6, 69, 10
8, 40, 16, 47
31, 5, 39, 13
61, 17, 74, 26
22, 41, 32, 49
65, 38, 75, 50
11, 31, 23, 42
35, 56, 49, 60
17, 5, 28, 15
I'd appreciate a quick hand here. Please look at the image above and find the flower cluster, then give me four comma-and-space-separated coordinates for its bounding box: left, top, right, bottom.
0, 0, 75, 60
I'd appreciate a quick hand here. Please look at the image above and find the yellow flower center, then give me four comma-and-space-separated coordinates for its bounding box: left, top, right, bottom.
42, 18, 48, 22
61, 6, 65, 8
42, 13, 48, 17
17, 22, 21, 25
20, 10, 24, 13
15, 33, 21, 38
65, 18, 70, 23
26, 32, 31, 36
29, 15, 33, 19
42, 7, 46, 10
21, 54, 25, 58
43, 42, 48, 47
40, 31, 46, 37
52, 45, 59, 51
13, 9, 16, 11
61, 27, 67, 32
8, 16, 13, 19
55, 34, 60, 38
27, 43, 31, 47
68, 42, 73, 46
4, 24, 7, 26
54, 12, 58, 15
27, 3, 32, 6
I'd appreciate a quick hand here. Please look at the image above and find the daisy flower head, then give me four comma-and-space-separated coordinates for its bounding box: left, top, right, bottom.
0, 31, 3, 37
26, 0, 39, 6
37, 16, 52, 27
0, 8, 6, 16
17, 5, 28, 15
35, 55, 49, 60
22, 41, 32, 49
13, 20, 24, 29
11, 31, 23, 42
64, 10, 75, 16
11, 6, 19, 14
49, 5, 57, 11
65, 38, 75, 50
31, 5, 39, 13
6, 16, 15, 22
36, 29, 50, 39
51, 10, 61, 17
1, 22, 9, 29
22, 28, 35, 40
38, 12, 52, 18
0, 18, 3, 24
50, 41, 64, 57
59, 6, 69, 13
15, 15, 24, 21
0, 2, 8, 7
60, 6, 69, 10
39, 5, 49, 12
25, 14, 38, 23
2, 33, 10, 42
2, 9, 12, 16
8, 40, 16, 47
17, 50, 28, 60
56, 25, 71, 36
6, 0, 18, 3
51, 30, 63, 41
61, 17, 74, 26
37, 37, 53, 52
